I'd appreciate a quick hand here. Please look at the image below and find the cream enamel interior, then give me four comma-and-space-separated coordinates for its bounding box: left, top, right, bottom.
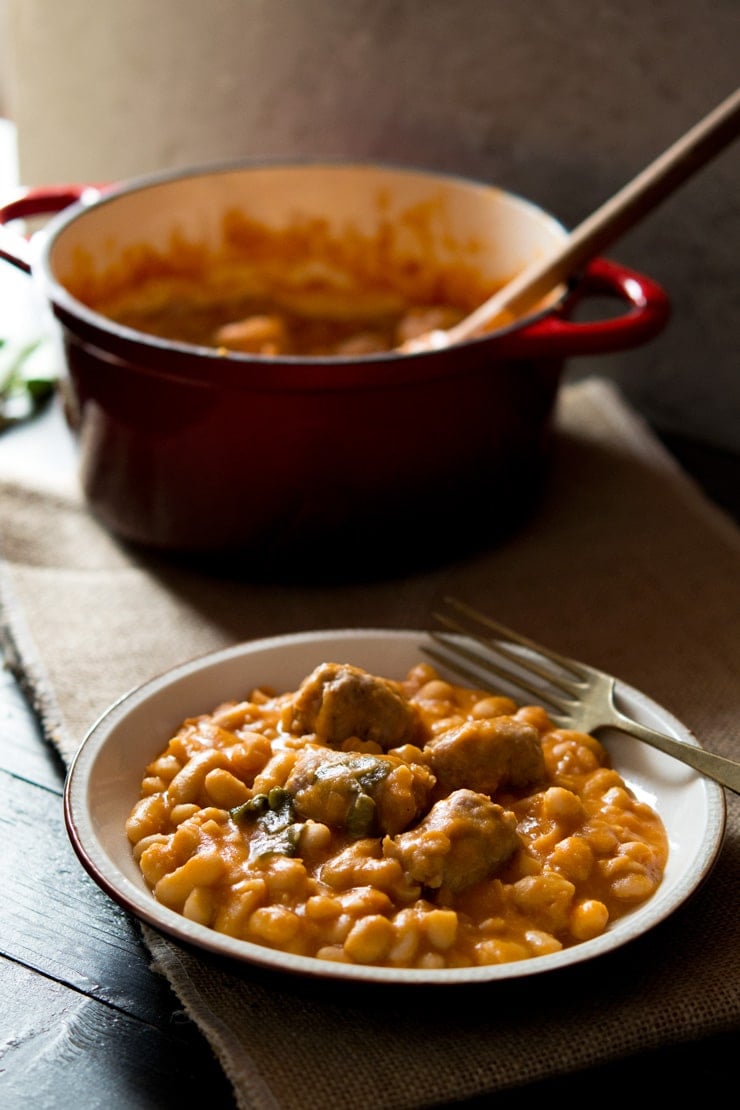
45, 163, 569, 314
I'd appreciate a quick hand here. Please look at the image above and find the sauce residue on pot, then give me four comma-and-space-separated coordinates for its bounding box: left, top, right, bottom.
65, 206, 509, 356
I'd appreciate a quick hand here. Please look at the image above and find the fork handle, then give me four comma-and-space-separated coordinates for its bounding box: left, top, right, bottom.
610, 711, 740, 794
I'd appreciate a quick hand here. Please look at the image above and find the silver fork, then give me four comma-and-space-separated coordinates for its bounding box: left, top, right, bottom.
423, 595, 740, 795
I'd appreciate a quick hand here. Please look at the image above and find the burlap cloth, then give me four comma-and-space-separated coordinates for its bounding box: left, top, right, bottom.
1, 378, 738, 1108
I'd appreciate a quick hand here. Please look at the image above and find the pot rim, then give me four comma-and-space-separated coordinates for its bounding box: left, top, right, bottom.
32, 158, 569, 385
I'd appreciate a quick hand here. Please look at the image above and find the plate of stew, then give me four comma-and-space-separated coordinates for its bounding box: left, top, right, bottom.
64, 629, 726, 984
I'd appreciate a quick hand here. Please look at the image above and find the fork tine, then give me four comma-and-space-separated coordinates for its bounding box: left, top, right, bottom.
424, 595, 591, 714
432, 608, 584, 700
423, 633, 573, 716
442, 596, 587, 680
432, 610, 581, 699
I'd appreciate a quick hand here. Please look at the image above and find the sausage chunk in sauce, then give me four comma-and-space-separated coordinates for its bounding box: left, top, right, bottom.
285, 748, 435, 837
384, 788, 520, 893
281, 662, 421, 750
427, 716, 545, 796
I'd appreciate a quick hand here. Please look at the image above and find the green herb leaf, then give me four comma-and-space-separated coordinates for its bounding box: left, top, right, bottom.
230, 787, 303, 861
0, 335, 59, 431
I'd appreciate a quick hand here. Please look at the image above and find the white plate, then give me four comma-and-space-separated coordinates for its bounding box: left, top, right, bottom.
64, 629, 727, 985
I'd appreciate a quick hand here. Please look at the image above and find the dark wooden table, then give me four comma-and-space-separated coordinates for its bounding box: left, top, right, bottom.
1, 397, 738, 1108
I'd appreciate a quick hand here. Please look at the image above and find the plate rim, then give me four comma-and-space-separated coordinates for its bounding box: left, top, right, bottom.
63, 627, 728, 985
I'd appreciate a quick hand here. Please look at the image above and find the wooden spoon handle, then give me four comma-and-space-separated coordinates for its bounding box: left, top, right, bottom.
442, 86, 740, 346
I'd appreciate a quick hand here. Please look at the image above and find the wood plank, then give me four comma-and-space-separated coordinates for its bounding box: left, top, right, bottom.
0, 652, 235, 1105
0, 663, 65, 791
0, 765, 190, 1024
0, 958, 235, 1109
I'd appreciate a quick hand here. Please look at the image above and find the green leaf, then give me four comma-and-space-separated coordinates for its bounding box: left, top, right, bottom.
231, 787, 303, 861
0, 334, 59, 431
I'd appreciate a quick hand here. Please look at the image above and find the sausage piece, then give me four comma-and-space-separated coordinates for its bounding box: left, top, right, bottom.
427, 716, 545, 796
384, 788, 520, 892
285, 748, 435, 837
281, 662, 422, 750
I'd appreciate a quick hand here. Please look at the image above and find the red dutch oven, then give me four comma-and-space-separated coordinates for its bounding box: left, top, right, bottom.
0, 162, 670, 579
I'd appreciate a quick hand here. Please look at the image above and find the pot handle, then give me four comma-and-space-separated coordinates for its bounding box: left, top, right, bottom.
0, 184, 105, 273
493, 256, 671, 358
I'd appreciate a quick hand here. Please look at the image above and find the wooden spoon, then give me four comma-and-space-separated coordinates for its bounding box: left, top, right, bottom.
400, 87, 740, 353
